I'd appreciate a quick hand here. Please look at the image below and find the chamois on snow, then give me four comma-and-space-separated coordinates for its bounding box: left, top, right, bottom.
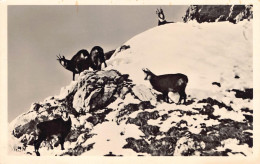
142, 68, 188, 104
156, 8, 174, 26
34, 107, 72, 156
57, 49, 91, 80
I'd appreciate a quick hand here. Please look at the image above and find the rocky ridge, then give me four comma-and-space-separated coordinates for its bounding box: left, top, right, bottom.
183, 5, 253, 23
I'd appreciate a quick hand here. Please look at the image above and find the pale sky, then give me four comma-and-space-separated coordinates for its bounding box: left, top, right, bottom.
8, 5, 188, 121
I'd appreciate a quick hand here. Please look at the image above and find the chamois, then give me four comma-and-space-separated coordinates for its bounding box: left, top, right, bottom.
90, 46, 107, 70
142, 68, 188, 104
57, 49, 91, 80
156, 8, 174, 26
34, 107, 72, 156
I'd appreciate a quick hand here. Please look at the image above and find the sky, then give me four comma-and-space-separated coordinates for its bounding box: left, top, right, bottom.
8, 5, 188, 121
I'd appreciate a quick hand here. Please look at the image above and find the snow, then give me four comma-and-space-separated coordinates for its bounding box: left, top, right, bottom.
213, 105, 245, 122
218, 138, 252, 156
106, 21, 252, 100
57, 80, 78, 99
81, 121, 145, 156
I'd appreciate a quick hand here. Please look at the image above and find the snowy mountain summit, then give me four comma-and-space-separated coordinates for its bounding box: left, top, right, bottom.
9, 10, 253, 156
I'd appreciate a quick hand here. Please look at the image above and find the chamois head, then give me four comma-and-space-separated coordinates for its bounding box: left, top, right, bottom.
142, 68, 154, 80
60, 105, 70, 121
57, 54, 68, 68
156, 8, 165, 20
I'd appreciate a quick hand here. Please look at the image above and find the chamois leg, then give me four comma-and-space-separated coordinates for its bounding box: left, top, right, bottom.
59, 136, 65, 150
183, 92, 187, 104
103, 61, 107, 68
178, 94, 182, 105
34, 135, 46, 156
163, 93, 169, 103
97, 65, 102, 71
178, 92, 187, 104
73, 72, 75, 81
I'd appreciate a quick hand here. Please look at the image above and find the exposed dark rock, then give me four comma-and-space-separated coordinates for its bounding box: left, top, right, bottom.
166, 126, 188, 138
87, 108, 113, 125
123, 137, 177, 156
104, 49, 116, 60
194, 119, 252, 149
32, 103, 43, 112
200, 149, 230, 156
116, 101, 155, 124
212, 82, 221, 87
235, 75, 240, 79
64, 92, 80, 117
241, 107, 253, 114
140, 124, 161, 137
61, 143, 95, 156
183, 5, 253, 24
119, 45, 130, 52
198, 97, 233, 111
161, 114, 169, 121
185, 98, 196, 105
126, 111, 160, 126
231, 88, 253, 100
123, 138, 150, 153
201, 104, 215, 115
243, 114, 253, 123
67, 129, 86, 142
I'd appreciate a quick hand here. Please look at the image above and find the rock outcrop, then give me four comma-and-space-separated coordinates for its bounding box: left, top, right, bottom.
183, 5, 253, 24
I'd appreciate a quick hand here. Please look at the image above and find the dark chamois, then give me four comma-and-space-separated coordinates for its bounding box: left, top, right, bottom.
156, 8, 174, 26
90, 46, 107, 70
57, 49, 91, 80
142, 68, 188, 104
34, 107, 72, 156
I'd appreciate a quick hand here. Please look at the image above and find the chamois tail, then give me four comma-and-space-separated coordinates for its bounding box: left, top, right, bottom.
184, 75, 188, 83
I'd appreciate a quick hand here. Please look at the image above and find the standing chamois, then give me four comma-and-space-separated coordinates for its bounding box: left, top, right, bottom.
34, 106, 72, 156
142, 68, 188, 104
57, 49, 91, 80
156, 8, 174, 26
90, 46, 107, 70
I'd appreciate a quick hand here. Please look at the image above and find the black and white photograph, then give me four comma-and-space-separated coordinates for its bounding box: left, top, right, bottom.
0, 0, 259, 162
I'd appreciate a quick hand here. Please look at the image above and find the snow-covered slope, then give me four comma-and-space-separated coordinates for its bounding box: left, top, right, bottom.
106, 21, 252, 99
9, 21, 253, 156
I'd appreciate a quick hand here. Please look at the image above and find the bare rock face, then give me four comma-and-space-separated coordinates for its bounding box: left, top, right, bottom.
183, 5, 253, 24
72, 70, 131, 113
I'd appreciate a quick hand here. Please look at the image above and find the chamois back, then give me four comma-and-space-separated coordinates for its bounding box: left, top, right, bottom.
143, 68, 188, 104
